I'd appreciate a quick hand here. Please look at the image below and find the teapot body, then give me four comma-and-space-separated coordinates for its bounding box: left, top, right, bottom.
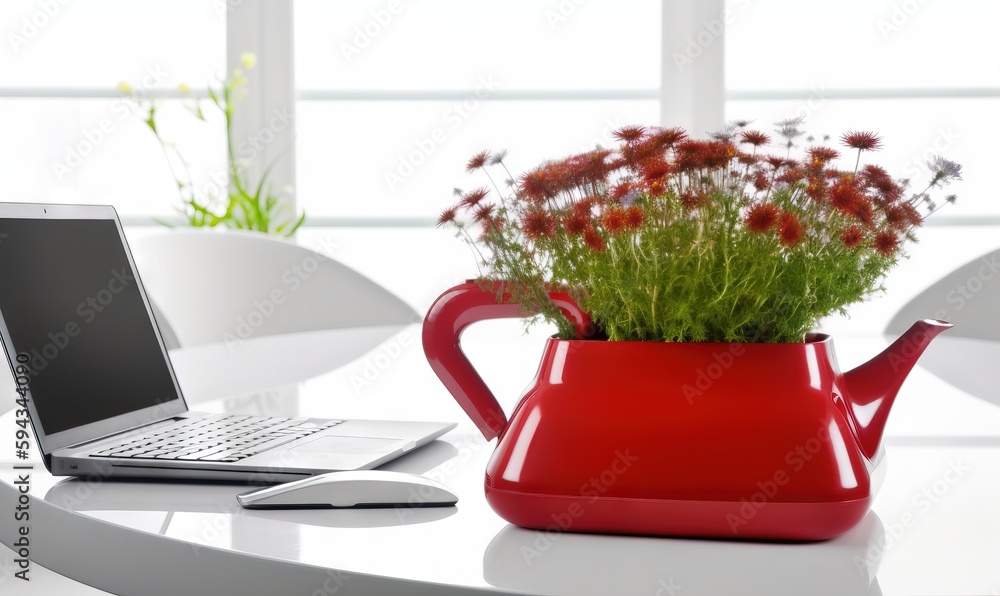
483, 335, 875, 540
423, 281, 949, 540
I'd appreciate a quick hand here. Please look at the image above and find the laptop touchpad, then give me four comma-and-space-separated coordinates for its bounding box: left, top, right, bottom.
292, 436, 401, 455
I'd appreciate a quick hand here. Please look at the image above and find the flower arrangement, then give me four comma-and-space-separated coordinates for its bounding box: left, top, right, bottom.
121, 52, 305, 236
439, 120, 961, 343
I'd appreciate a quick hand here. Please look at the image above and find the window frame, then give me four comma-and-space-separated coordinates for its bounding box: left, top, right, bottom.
2, 0, 994, 226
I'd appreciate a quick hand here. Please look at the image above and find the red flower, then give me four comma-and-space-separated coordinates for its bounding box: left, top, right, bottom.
477, 216, 503, 241
673, 140, 706, 172
679, 190, 710, 210
647, 127, 687, 150
900, 203, 924, 226
466, 150, 491, 172
611, 182, 637, 203
612, 125, 646, 144
752, 171, 770, 192
860, 164, 903, 203
601, 207, 627, 235
778, 211, 805, 247
472, 203, 495, 223
872, 230, 900, 257
852, 201, 875, 227
436, 206, 458, 227
562, 150, 613, 187
807, 146, 840, 164
840, 131, 882, 152
583, 227, 605, 252
884, 204, 923, 230
805, 179, 828, 202
739, 130, 770, 147
574, 196, 598, 215
624, 206, 644, 231
640, 158, 671, 183
764, 156, 788, 170
518, 168, 556, 202
776, 167, 805, 185
701, 140, 736, 168
460, 187, 489, 209
883, 205, 908, 230
745, 203, 780, 233
563, 211, 590, 236
840, 225, 864, 249
522, 210, 556, 240
860, 164, 892, 187
829, 178, 863, 215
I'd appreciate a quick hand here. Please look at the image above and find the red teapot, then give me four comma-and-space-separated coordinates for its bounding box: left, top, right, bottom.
423, 281, 950, 540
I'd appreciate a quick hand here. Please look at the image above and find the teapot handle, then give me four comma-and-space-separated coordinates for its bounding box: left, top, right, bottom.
422, 281, 590, 440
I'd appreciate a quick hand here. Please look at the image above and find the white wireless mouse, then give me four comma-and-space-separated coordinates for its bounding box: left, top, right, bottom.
236, 470, 459, 509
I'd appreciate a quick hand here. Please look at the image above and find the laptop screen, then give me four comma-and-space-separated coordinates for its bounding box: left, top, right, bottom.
0, 217, 180, 435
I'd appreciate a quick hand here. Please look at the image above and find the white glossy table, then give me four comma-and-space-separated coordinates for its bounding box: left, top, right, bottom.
2, 324, 1000, 595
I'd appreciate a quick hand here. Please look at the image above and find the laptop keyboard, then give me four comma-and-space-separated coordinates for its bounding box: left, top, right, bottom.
89, 414, 343, 463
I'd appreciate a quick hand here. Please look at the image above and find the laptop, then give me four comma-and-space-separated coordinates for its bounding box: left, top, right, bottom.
0, 202, 455, 483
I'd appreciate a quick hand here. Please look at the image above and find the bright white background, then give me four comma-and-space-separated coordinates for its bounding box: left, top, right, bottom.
1, 3, 999, 594
1, 0, 996, 338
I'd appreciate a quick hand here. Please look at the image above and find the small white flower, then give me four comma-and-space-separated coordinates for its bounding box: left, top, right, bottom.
240, 52, 257, 70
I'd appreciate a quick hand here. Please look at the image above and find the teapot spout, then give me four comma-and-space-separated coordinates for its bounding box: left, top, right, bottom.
842, 319, 952, 459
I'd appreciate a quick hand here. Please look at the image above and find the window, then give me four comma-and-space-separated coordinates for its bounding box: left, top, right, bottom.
0, 0, 225, 219
293, 0, 661, 221
724, 0, 998, 218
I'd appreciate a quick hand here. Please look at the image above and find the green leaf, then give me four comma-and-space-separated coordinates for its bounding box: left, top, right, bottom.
207, 86, 221, 110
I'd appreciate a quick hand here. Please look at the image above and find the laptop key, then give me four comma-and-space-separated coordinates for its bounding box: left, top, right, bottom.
89, 414, 346, 460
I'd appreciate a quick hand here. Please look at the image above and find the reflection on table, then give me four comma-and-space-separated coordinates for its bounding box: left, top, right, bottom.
484, 513, 885, 596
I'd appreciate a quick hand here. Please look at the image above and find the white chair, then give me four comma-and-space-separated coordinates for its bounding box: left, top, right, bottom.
885, 248, 1000, 404
886, 248, 1000, 341
130, 230, 419, 349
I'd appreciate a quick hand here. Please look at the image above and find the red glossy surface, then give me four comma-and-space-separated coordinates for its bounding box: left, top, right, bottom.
422, 281, 589, 440
422, 282, 951, 540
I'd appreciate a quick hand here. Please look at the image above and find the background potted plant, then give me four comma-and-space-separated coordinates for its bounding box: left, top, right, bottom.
421, 120, 962, 540
121, 52, 305, 236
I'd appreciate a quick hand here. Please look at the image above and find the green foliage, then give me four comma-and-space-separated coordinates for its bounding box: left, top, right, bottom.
544, 193, 890, 342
